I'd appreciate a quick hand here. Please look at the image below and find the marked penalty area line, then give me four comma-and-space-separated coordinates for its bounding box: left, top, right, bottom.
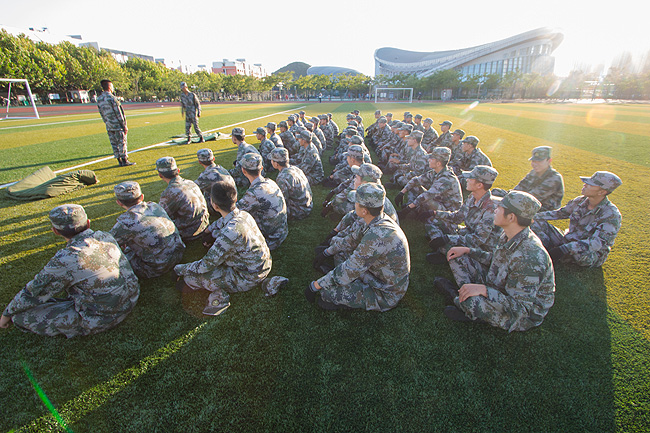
0, 105, 305, 190
0, 112, 165, 130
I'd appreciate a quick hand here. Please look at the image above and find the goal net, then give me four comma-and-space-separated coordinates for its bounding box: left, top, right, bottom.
1, 78, 40, 120
374, 87, 413, 103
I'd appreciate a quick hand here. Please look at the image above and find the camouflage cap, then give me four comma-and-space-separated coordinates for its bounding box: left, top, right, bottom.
305, 123, 314, 131
231, 127, 245, 136
318, 114, 328, 120
414, 113, 423, 119
327, 112, 333, 117
352, 110, 360, 115
156, 156, 178, 173
299, 110, 306, 115
278, 120, 288, 128
266, 121, 276, 130
499, 190, 541, 219
529, 146, 552, 161
374, 110, 381, 115
349, 135, 363, 145
378, 116, 387, 123
389, 120, 399, 127
345, 127, 358, 136
429, 146, 452, 164
49, 204, 88, 231
399, 124, 414, 133
355, 115, 362, 122
197, 148, 214, 162
114, 181, 142, 201
270, 147, 289, 162
347, 144, 364, 159
346, 113, 354, 119
348, 120, 359, 127
241, 152, 263, 170
180, 81, 187, 88
403, 111, 412, 117
580, 171, 622, 193
310, 116, 319, 123
353, 182, 386, 208
395, 122, 404, 129
462, 135, 479, 147
452, 129, 466, 138
440, 120, 453, 127
255, 127, 266, 136
386, 112, 393, 117
352, 163, 383, 182
288, 115, 296, 122
423, 117, 434, 124
298, 130, 313, 141
462, 165, 498, 184
406, 130, 424, 141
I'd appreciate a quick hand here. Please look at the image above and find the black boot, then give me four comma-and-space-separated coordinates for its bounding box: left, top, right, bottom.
121, 156, 136, 166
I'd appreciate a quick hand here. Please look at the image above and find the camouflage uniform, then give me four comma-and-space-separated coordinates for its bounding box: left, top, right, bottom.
432, 130, 452, 149
328, 118, 340, 137
291, 142, 324, 186
374, 124, 393, 151
320, 121, 334, 150
421, 125, 439, 153
276, 165, 313, 220
451, 147, 492, 177
258, 137, 277, 173
174, 208, 271, 307
110, 201, 186, 278
159, 175, 210, 241
97, 90, 128, 159
229, 139, 261, 188
279, 129, 300, 156
268, 132, 283, 148
452, 227, 555, 332
393, 143, 428, 187
317, 184, 410, 311
237, 175, 288, 251
3, 205, 139, 338
180, 89, 203, 140
195, 162, 232, 209
513, 168, 565, 211
406, 167, 463, 215
532, 195, 621, 267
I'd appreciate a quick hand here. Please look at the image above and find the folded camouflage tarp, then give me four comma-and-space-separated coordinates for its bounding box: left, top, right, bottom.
170, 132, 221, 144
6, 166, 98, 200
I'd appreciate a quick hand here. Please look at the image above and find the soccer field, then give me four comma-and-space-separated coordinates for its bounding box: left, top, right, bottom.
0, 101, 648, 432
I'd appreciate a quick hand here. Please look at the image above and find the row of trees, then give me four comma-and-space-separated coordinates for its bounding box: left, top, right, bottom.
2, 29, 649, 102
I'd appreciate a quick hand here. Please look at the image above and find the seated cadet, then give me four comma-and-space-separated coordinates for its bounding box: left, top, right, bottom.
450, 136, 492, 182
278, 120, 299, 156
385, 123, 413, 174
447, 129, 465, 165
318, 114, 334, 150
266, 122, 283, 148
306, 183, 410, 311
298, 110, 308, 127
111, 181, 185, 278
255, 127, 276, 173
271, 147, 313, 220
228, 127, 261, 188
0, 205, 139, 337
310, 116, 328, 153
372, 117, 392, 152
432, 120, 453, 148
290, 130, 324, 186
435, 191, 555, 332
303, 123, 323, 154
157, 156, 210, 241
237, 153, 288, 251
365, 109, 382, 147
315, 164, 399, 272
327, 113, 339, 140
194, 148, 233, 212
173, 180, 287, 316
493, 146, 564, 212
287, 115, 300, 134
531, 171, 621, 267
413, 114, 425, 132
322, 145, 367, 218
396, 147, 463, 222
322, 141, 365, 190
421, 117, 439, 153
425, 166, 502, 265
391, 130, 428, 188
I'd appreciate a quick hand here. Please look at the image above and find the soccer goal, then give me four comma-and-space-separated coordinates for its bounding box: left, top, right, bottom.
374, 87, 413, 104
1, 78, 40, 120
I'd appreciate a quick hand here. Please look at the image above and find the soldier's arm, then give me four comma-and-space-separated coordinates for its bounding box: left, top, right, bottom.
111, 97, 127, 131
318, 231, 380, 289
534, 197, 577, 221
175, 229, 234, 275
236, 191, 258, 214
561, 209, 621, 258
195, 94, 201, 117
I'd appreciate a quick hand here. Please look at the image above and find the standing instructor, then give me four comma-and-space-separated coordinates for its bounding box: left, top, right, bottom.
97, 79, 134, 166
180, 82, 204, 144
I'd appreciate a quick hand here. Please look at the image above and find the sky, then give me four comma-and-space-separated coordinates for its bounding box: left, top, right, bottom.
2, 0, 649, 77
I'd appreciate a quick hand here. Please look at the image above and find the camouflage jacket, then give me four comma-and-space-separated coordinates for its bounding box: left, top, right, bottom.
408, 168, 463, 212
318, 214, 411, 312
467, 227, 555, 332
174, 209, 271, 289
195, 163, 232, 205
435, 190, 502, 250
421, 127, 439, 152
314, 128, 327, 150
159, 176, 210, 240
280, 131, 300, 155
514, 167, 564, 211
432, 130, 452, 149
3, 229, 140, 336
259, 138, 277, 171
180, 91, 201, 117
535, 196, 621, 267
329, 119, 340, 137
374, 125, 393, 150
291, 143, 324, 185
269, 132, 283, 148
237, 176, 288, 251
395, 145, 428, 179
236, 142, 260, 163
276, 165, 313, 220
97, 91, 126, 131
110, 202, 185, 278
320, 122, 334, 148
413, 123, 425, 132
451, 148, 492, 176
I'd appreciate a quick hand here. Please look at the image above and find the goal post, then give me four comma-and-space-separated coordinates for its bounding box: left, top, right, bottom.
0, 78, 40, 120
374, 87, 413, 104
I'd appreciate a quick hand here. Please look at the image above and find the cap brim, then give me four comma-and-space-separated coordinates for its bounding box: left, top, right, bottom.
580, 176, 596, 186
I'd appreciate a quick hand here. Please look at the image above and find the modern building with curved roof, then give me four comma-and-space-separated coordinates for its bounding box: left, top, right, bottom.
374, 27, 563, 78
307, 66, 362, 76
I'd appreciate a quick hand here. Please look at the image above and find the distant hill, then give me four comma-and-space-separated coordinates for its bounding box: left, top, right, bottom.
273, 62, 311, 78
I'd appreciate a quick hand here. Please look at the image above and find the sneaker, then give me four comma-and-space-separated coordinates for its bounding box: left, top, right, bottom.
433, 277, 459, 304
198, 136, 205, 143
426, 253, 447, 265
443, 305, 471, 322
304, 282, 318, 303
122, 158, 136, 166
262, 276, 288, 297
202, 302, 231, 316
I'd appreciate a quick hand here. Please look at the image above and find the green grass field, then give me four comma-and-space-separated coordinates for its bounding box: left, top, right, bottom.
0, 101, 648, 432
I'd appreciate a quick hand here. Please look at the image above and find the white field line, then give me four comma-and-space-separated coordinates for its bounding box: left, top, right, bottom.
0, 105, 305, 189
0, 112, 165, 130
